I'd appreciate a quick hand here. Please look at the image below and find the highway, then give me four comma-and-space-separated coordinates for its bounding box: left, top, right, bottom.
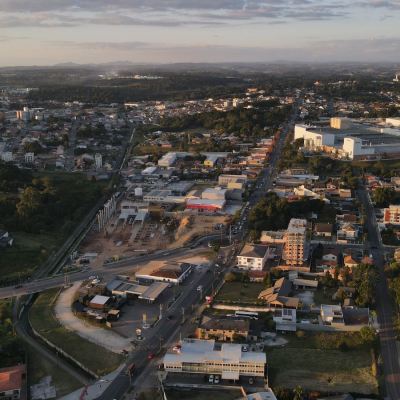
357, 186, 400, 400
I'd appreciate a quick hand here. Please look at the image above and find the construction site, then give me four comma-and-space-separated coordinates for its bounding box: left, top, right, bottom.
75, 197, 228, 267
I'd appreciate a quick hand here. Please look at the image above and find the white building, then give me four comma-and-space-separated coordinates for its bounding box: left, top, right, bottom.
218, 174, 247, 189
386, 117, 400, 128
330, 117, 352, 129
1, 152, 13, 162
95, 153, 103, 170
24, 152, 35, 163
237, 245, 270, 270
158, 152, 177, 167
201, 188, 227, 200
342, 137, 375, 160
163, 338, 266, 379
294, 124, 335, 151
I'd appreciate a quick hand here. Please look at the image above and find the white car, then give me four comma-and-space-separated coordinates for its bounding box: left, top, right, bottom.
92, 279, 100, 284
214, 376, 220, 384
242, 346, 248, 352
89, 275, 98, 280
197, 286, 202, 291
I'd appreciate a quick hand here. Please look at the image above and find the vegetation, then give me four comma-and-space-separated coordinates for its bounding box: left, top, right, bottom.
0, 299, 25, 368
215, 282, 265, 303
29, 288, 124, 376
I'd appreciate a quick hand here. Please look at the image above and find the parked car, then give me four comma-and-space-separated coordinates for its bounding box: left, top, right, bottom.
88, 275, 98, 280
148, 353, 155, 359
242, 346, 248, 352
173, 344, 181, 351
120, 349, 128, 355
197, 286, 202, 291
14, 285, 23, 289
92, 279, 100, 284
214, 376, 220, 384
209, 375, 214, 383
249, 378, 254, 385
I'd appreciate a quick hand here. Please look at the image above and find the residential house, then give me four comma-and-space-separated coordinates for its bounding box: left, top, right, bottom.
197, 315, 250, 342
344, 255, 358, 268
337, 223, 359, 241
248, 271, 268, 282
322, 248, 340, 262
315, 223, 333, 237
0, 364, 26, 400
258, 278, 299, 309
0, 230, 13, 247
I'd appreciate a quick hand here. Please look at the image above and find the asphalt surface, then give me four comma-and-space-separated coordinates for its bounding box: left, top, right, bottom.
357, 186, 400, 400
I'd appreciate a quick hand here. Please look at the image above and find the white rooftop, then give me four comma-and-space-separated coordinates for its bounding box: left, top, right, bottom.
287, 218, 307, 234
90, 295, 110, 305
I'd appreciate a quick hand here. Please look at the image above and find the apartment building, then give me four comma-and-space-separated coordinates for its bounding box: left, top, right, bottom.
197, 315, 250, 342
237, 245, 269, 270
282, 219, 308, 266
384, 205, 400, 225
163, 339, 266, 379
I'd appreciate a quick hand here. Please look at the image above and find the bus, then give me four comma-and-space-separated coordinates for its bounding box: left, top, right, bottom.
235, 311, 258, 320
125, 363, 135, 376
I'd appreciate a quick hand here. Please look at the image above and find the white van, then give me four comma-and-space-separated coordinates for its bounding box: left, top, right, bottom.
209, 375, 214, 383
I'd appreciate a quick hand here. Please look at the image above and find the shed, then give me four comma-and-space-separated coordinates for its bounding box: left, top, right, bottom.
89, 295, 110, 309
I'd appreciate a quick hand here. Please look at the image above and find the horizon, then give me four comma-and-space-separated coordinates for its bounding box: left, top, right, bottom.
1, 0, 400, 66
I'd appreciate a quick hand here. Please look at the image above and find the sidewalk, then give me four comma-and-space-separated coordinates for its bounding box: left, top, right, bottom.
59, 364, 126, 400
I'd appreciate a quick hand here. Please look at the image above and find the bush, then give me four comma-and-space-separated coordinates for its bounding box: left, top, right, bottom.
296, 331, 307, 338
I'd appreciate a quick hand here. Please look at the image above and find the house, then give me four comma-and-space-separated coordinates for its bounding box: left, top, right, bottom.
258, 278, 299, 309
322, 248, 340, 262
237, 389, 278, 400
320, 304, 344, 324
337, 223, 359, 241
292, 278, 318, 290
0, 364, 26, 400
248, 271, 268, 282
0, 230, 13, 247
237, 245, 269, 270
197, 315, 250, 342
315, 223, 333, 237
344, 255, 358, 268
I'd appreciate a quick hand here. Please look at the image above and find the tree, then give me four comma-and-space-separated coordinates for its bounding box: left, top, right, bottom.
225, 273, 236, 282
293, 386, 306, 400
298, 302, 305, 310
263, 273, 271, 288
232, 333, 246, 343
273, 387, 291, 400
241, 271, 249, 282
212, 245, 220, 253
360, 326, 376, 342
374, 187, 395, 207
16, 187, 42, 217
357, 275, 375, 307
341, 266, 350, 287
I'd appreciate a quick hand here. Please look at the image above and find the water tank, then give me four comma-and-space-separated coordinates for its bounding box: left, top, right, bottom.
135, 187, 143, 196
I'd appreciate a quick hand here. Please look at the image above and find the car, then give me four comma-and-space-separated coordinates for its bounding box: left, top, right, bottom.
120, 349, 128, 355
242, 346, 248, 352
88, 275, 98, 280
92, 279, 100, 284
86, 284, 92, 289
209, 375, 214, 383
136, 369, 141, 375
14, 285, 23, 289
173, 344, 181, 351
249, 378, 254, 385
197, 286, 202, 291
167, 315, 173, 321
203, 375, 208, 382
214, 375, 220, 384
168, 284, 172, 288
218, 255, 222, 259
163, 252, 170, 256
148, 353, 155, 359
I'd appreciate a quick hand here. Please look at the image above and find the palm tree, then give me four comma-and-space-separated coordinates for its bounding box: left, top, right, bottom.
309, 303, 315, 313
293, 385, 306, 400
298, 301, 304, 310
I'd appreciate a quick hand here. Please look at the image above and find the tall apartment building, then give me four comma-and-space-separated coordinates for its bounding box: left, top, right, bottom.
283, 218, 308, 266
384, 205, 400, 225
95, 153, 103, 170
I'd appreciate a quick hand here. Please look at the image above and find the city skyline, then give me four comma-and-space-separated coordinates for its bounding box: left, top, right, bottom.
1, 0, 400, 66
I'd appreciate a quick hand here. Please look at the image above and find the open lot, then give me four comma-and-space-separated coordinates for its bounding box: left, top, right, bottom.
27, 345, 82, 399
165, 389, 242, 400
29, 288, 124, 376
267, 333, 379, 394
293, 288, 338, 307
215, 282, 265, 303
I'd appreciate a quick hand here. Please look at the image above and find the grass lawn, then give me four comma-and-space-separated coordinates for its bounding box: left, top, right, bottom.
29, 288, 124, 376
267, 334, 379, 394
27, 345, 83, 398
209, 238, 231, 247
215, 282, 265, 303
312, 288, 338, 306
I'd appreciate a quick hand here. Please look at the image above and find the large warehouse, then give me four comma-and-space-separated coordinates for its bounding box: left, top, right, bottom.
186, 199, 226, 211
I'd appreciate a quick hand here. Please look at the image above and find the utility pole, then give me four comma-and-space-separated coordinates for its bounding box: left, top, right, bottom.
181, 307, 185, 321
199, 286, 203, 301
159, 304, 163, 320
156, 334, 163, 352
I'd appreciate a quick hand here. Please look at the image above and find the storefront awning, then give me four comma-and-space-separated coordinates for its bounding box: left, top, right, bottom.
222, 371, 240, 380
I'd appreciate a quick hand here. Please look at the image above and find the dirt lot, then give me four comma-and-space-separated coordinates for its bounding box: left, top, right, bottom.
76, 210, 227, 267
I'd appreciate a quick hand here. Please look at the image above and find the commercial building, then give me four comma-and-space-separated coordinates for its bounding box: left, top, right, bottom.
186, 199, 226, 211
197, 315, 250, 341
282, 219, 308, 267
163, 339, 266, 379
0, 364, 26, 400
135, 260, 193, 285
342, 137, 374, 160
330, 117, 352, 130
89, 295, 111, 309
218, 174, 248, 189
24, 152, 35, 163
158, 152, 177, 167
143, 190, 171, 202
1, 152, 13, 162
201, 188, 227, 200
386, 117, 400, 128
384, 204, 400, 225
294, 124, 335, 151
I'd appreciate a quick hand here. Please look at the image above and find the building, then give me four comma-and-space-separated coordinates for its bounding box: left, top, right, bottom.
294, 124, 335, 151
218, 174, 247, 189
330, 117, 352, 130
1, 152, 13, 162
186, 199, 226, 211
0, 364, 26, 400
315, 223, 333, 237
163, 338, 266, 379
237, 390, 277, 400
282, 219, 308, 266
95, 153, 103, 170
260, 231, 285, 244
342, 137, 375, 160
201, 188, 227, 200
337, 223, 359, 241
197, 315, 250, 341
384, 205, 400, 225
89, 295, 111, 309
24, 152, 35, 163
204, 155, 218, 168
386, 117, 400, 128
16, 106, 34, 121
143, 190, 171, 202
237, 245, 269, 270
0, 231, 13, 247
135, 260, 193, 285
158, 152, 176, 167
258, 277, 299, 309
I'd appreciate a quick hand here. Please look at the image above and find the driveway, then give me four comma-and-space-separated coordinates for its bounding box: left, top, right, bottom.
294, 290, 314, 306
55, 282, 133, 352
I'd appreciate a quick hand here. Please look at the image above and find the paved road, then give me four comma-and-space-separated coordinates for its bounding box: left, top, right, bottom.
357, 186, 400, 400
12, 297, 89, 385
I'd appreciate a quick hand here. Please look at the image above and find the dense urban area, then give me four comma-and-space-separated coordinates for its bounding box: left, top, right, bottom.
1, 62, 400, 400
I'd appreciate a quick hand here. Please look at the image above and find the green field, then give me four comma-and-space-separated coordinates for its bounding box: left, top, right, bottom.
29, 288, 124, 376
215, 282, 265, 303
267, 333, 379, 394
27, 345, 83, 398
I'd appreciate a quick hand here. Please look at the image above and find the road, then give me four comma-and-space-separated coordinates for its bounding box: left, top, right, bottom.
357, 185, 400, 400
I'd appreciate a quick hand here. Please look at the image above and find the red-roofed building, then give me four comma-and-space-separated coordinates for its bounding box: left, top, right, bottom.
248, 270, 268, 282
0, 364, 26, 399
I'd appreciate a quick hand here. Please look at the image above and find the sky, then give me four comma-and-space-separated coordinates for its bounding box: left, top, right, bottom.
1, 0, 400, 66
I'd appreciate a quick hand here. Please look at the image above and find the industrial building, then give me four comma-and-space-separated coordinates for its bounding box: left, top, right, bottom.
201, 188, 227, 200
218, 174, 248, 189
158, 152, 177, 167
163, 338, 266, 379
186, 198, 226, 211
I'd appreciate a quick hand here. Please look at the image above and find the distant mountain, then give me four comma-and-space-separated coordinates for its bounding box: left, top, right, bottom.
54, 61, 161, 67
